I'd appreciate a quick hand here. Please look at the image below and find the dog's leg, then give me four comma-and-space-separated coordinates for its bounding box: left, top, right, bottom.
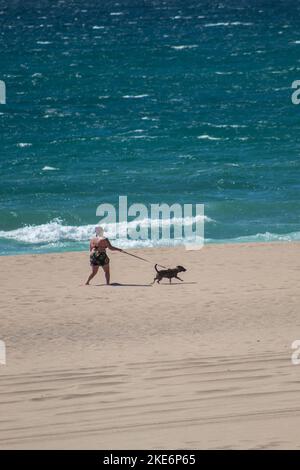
176, 275, 183, 281
169, 278, 172, 284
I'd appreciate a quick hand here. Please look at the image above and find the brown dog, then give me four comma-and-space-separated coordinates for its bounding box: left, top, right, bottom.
152, 264, 186, 284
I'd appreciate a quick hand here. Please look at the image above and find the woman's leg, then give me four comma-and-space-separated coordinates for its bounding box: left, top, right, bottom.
85, 266, 99, 285
102, 264, 110, 285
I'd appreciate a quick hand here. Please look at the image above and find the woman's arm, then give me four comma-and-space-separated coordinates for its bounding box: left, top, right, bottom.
106, 239, 123, 252
90, 238, 96, 252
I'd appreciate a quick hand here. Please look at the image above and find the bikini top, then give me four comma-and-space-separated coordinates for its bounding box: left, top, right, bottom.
94, 237, 108, 252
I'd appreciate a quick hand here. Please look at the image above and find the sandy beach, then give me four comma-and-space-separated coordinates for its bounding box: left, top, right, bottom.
0, 242, 300, 449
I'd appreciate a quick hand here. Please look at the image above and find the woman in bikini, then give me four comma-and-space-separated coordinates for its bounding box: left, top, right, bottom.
85, 226, 123, 285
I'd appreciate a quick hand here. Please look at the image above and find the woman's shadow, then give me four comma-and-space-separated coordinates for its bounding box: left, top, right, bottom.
97, 282, 153, 287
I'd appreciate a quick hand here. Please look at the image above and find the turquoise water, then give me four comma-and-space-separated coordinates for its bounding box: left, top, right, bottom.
1, 0, 300, 254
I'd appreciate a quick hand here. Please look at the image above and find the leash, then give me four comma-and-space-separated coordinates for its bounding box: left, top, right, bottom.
121, 250, 167, 269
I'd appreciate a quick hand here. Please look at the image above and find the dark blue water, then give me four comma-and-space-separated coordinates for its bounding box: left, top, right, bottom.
1, 0, 300, 254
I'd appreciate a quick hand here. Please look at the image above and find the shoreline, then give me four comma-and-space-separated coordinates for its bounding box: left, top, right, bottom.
0, 238, 299, 257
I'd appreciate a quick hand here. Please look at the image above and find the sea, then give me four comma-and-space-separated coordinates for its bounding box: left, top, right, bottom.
1, 0, 300, 255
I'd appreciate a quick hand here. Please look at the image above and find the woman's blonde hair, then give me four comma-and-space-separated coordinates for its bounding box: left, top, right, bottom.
95, 226, 104, 236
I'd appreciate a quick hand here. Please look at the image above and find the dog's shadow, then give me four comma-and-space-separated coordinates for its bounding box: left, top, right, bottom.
156, 282, 197, 286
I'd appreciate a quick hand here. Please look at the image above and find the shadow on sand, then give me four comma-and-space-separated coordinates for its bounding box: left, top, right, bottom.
92, 282, 198, 287
95, 282, 153, 287
156, 282, 197, 286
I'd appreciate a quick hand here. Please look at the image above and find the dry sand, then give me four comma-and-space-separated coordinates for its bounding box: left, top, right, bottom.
0, 242, 300, 449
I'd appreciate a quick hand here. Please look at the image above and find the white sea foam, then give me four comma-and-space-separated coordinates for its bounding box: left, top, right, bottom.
42, 166, 59, 171
197, 135, 223, 141
129, 135, 148, 139
231, 22, 253, 26
215, 71, 233, 75
123, 94, 149, 99
171, 45, 198, 50
0, 216, 213, 246
208, 231, 300, 244
17, 143, 32, 148
2, 222, 299, 251
204, 123, 247, 128
204, 22, 253, 27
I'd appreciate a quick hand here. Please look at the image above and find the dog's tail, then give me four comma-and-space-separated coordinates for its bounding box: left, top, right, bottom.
154, 264, 160, 273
